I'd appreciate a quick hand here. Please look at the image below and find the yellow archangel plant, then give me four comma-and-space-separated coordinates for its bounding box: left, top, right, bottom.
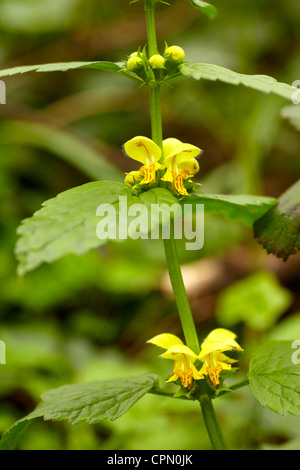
148, 328, 243, 389
124, 136, 201, 195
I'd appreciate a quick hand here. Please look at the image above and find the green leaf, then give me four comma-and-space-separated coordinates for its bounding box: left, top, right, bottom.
189, 0, 218, 19
0, 374, 159, 450
248, 341, 300, 416
0, 120, 123, 182
181, 63, 296, 101
182, 193, 277, 226
216, 271, 293, 331
254, 180, 300, 261
15, 183, 180, 275
281, 105, 300, 132
0, 61, 122, 78
269, 313, 300, 341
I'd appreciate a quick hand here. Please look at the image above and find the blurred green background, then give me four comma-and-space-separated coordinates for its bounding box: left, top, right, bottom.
0, 0, 300, 450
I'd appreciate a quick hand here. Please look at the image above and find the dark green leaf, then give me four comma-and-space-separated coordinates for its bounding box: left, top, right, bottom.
0, 61, 122, 78
248, 341, 300, 416
0, 374, 159, 450
254, 180, 300, 261
183, 193, 277, 226
15, 183, 180, 275
181, 63, 295, 100
189, 0, 218, 19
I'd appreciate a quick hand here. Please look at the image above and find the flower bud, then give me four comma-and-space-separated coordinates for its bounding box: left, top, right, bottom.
127, 56, 144, 70
149, 54, 165, 69
165, 45, 185, 61
125, 171, 143, 187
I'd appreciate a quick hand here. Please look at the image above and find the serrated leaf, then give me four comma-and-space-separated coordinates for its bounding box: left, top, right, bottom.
0, 374, 158, 450
0, 61, 122, 78
189, 0, 218, 19
254, 180, 300, 261
182, 193, 277, 226
281, 105, 300, 132
181, 63, 295, 101
15, 182, 180, 275
248, 341, 300, 416
216, 271, 293, 331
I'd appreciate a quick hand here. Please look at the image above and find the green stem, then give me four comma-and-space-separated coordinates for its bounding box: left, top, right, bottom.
163, 226, 200, 354
150, 84, 163, 149
198, 381, 227, 450
144, 0, 226, 450
144, 0, 158, 56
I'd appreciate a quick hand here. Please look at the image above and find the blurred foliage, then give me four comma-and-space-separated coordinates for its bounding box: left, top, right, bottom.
0, 0, 299, 450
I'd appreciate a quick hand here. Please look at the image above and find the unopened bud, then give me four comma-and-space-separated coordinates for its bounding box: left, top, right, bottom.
127, 56, 144, 70
149, 54, 165, 69
125, 171, 143, 187
165, 45, 185, 61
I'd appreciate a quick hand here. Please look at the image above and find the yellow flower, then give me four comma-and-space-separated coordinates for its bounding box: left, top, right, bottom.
162, 138, 201, 195
123, 136, 162, 185
147, 333, 204, 390
199, 328, 243, 387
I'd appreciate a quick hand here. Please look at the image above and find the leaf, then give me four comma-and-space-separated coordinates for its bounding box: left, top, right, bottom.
189, 0, 218, 19
0, 120, 123, 182
0, 61, 122, 78
254, 180, 300, 261
216, 271, 293, 331
0, 374, 158, 450
182, 193, 277, 226
269, 313, 300, 341
15, 182, 180, 275
248, 341, 300, 416
281, 105, 300, 132
181, 63, 296, 101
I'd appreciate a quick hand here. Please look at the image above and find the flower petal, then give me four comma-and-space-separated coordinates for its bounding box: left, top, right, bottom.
163, 138, 183, 159
124, 136, 162, 165
165, 373, 179, 383
147, 333, 183, 350
161, 344, 199, 362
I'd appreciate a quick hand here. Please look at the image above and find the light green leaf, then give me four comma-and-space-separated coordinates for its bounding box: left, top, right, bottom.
183, 193, 277, 226
281, 105, 300, 132
216, 271, 293, 331
254, 180, 300, 261
181, 63, 295, 101
0, 120, 123, 182
248, 341, 300, 416
189, 0, 218, 19
0, 61, 122, 78
269, 313, 300, 341
0, 374, 159, 450
15, 182, 180, 275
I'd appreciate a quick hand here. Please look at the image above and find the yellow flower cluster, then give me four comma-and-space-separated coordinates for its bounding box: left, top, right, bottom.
123, 136, 201, 196
148, 328, 243, 389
